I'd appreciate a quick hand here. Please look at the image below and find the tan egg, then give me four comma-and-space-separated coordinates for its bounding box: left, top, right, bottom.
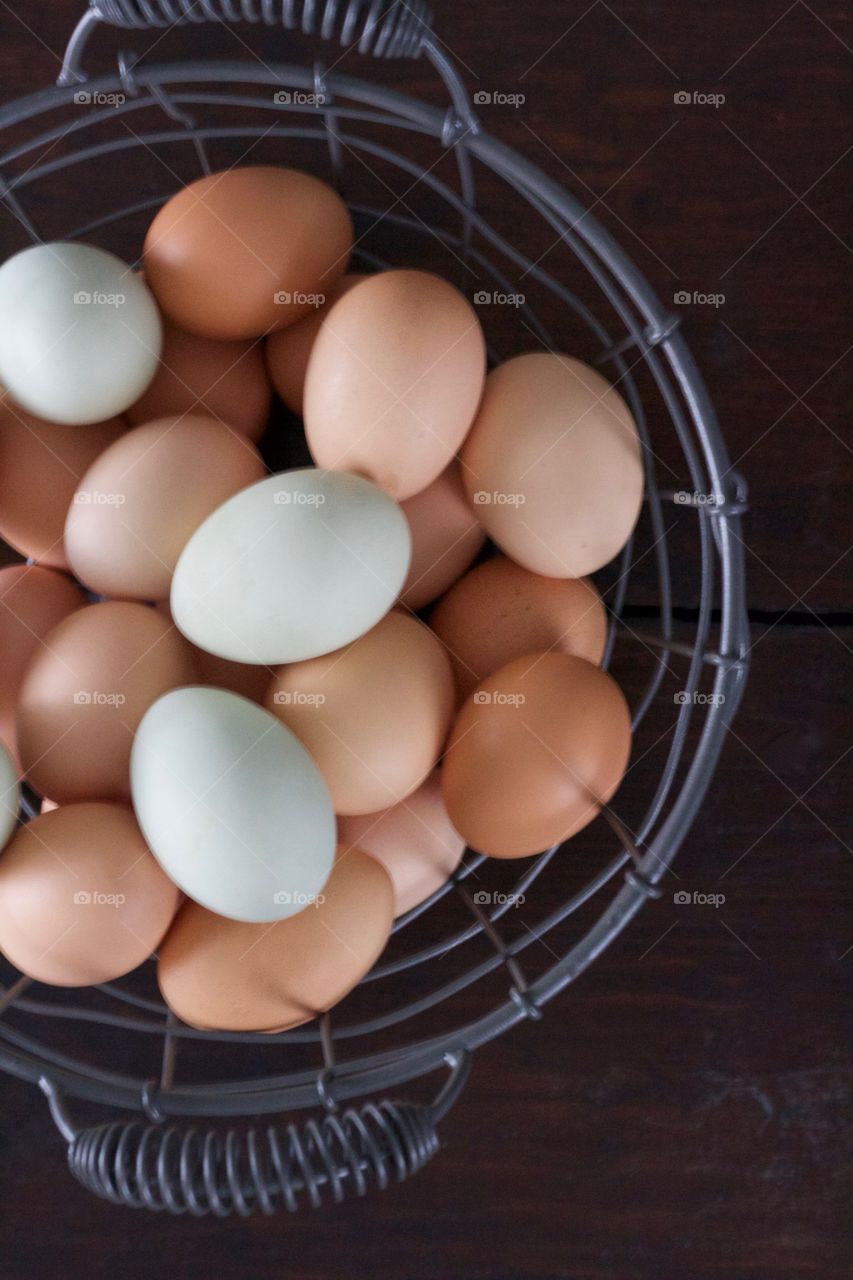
0, 802, 180, 986
157, 846, 393, 1031
337, 772, 465, 916
126, 323, 272, 441
65, 415, 265, 600
0, 389, 125, 569
154, 600, 272, 703
430, 555, 608, 702
441, 652, 631, 858
17, 601, 196, 803
0, 565, 84, 762
265, 273, 365, 415
304, 270, 487, 500
144, 167, 353, 340
460, 353, 644, 577
399, 461, 486, 610
266, 611, 455, 816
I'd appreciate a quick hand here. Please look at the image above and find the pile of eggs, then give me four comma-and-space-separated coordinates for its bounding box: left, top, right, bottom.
0, 164, 643, 1032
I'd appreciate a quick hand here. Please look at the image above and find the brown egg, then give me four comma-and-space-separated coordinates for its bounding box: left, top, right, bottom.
430, 555, 608, 702
460, 353, 644, 577
65, 415, 265, 600
0, 565, 85, 761
0, 802, 180, 986
304, 270, 487, 500
17, 601, 196, 803
126, 323, 272, 441
337, 772, 465, 916
157, 847, 393, 1031
399, 461, 486, 610
266, 611, 455, 815
0, 390, 125, 569
265, 273, 365, 415
154, 600, 272, 703
144, 167, 353, 340
441, 652, 631, 858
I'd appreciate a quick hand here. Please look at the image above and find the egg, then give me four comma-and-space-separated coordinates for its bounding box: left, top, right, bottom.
17, 601, 196, 803
170, 468, 411, 664
0, 391, 125, 569
157, 847, 393, 1031
143, 167, 353, 340
430, 555, 608, 702
459, 353, 644, 576
265, 273, 365, 415
0, 565, 84, 760
0, 243, 162, 424
65, 414, 266, 600
127, 322, 272, 440
399, 461, 486, 610
304, 270, 487, 500
266, 611, 455, 815
441, 652, 632, 858
0, 802, 180, 985
0, 739, 20, 853
337, 773, 465, 916
131, 686, 336, 922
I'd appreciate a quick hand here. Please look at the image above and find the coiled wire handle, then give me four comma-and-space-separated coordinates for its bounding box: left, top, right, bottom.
41, 1052, 469, 1216
60, 0, 433, 83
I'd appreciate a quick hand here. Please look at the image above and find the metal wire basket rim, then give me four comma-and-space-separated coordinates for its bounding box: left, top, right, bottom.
0, 57, 749, 1116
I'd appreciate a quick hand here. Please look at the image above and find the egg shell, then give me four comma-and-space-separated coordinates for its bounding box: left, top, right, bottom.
65, 414, 266, 601
460, 353, 644, 577
131, 686, 336, 923
430, 555, 608, 702
143, 167, 353, 340
17, 601, 197, 803
441, 652, 632, 858
0, 565, 85, 761
157, 846, 393, 1031
337, 772, 465, 916
399, 461, 486, 610
153, 600, 273, 702
0, 802, 180, 986
127, 322, 272, 440
265, 273, 365, 415
0, 739, 20, 853
266, 611, 455, 816
0, 243, 162, 424
0, 391, 125, 569
304, 270, 487, 500
170, 468, 411, 664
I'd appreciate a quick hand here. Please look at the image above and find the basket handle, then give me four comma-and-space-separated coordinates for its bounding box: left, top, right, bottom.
59, 0, 434, 85
40, 1050, 470, 1215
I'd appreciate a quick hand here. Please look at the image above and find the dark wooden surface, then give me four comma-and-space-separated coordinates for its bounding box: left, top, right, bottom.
0, 3, 850, 1277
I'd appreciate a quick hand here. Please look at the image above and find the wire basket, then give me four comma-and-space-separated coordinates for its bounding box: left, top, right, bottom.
0, 0, 749, 1216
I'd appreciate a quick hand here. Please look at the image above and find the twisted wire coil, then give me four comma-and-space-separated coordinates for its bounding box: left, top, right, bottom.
68, 1100, 440, 1215
88, 0, 432, 57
